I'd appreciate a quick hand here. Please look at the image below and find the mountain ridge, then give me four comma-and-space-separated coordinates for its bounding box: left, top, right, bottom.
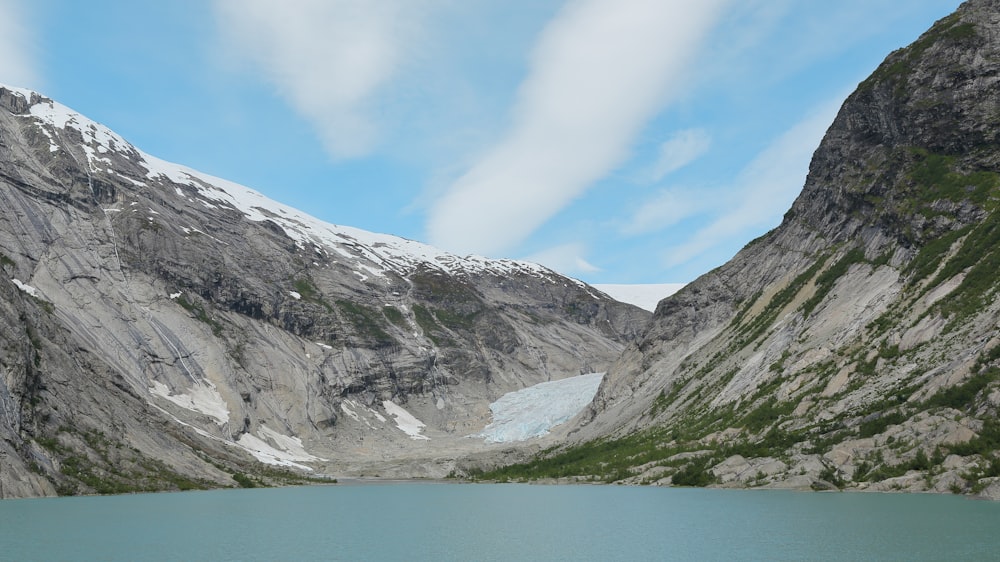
2, 84, 570, 281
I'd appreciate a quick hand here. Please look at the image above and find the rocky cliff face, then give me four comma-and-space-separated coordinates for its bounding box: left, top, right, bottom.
0, 86, 648, 497
485, 0, 1000, 497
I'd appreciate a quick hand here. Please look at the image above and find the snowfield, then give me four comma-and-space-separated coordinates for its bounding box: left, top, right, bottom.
236, 425, 325, 470
592, 283, 685, 312
383, 400, 430, 440
475, 373, 605, 443
149, 380, 230, 426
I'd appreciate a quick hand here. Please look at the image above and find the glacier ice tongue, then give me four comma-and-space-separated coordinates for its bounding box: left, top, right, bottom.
475, 373, 605, 443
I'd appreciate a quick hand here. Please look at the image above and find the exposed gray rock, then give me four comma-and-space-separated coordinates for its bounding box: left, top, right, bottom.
712, 455, 787, 486
975, 478, 1000, 500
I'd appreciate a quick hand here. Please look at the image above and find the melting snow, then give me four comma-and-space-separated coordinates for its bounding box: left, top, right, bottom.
236, 425, 324, 471
341, 400, 388, 429
340, 401, 362, 423
145, 398, 323, 471
475, 372, 605, 443
149, 380, 230, 426
383, 400, 430, 440
26, 95, 132, 157
11, 279, 41, 299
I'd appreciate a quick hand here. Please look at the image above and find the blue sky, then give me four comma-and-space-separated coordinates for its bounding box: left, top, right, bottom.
1, 0, 963, 284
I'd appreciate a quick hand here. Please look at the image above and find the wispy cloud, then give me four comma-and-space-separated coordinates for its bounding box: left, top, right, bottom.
648, 128, 712, 182
213, 0, 425, 159
0, 0, 39, 89
427, 0, 730, 257
621, 187, 716, 236
523, 243, 601, 276
662, 97, 842, 267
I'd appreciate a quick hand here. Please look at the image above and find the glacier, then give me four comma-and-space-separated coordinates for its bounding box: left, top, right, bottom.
475, 373, 605, 443
592, 283, 685, 312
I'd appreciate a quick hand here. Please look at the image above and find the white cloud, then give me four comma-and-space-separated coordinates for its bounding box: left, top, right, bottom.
0, 0, 39, 89
622, 186, 716, 236
427, 0, 730, 257
213, 0, 421, 159
524, 243, 600, 276
662, 97, 842, 267
648, 128, 712, 182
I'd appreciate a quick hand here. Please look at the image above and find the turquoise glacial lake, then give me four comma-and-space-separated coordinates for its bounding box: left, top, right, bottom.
2, 483, 999, 561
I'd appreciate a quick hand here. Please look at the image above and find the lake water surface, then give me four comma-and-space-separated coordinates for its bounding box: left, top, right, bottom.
2, 482, 999, 561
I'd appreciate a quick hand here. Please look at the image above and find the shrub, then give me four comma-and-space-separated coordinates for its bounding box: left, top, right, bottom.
672, 459, 715, 487
232, 473, 256, 488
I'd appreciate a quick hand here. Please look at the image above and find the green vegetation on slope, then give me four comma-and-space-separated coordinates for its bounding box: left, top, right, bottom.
176, 295, 224, 336
800, 247, 867, 317
860, 13, 978, 94
36, 427, 215, 496
734, 254, 829, 344
335, 299, 395, 347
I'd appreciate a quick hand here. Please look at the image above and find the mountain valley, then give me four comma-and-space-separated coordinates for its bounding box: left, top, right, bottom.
2, 0, 1000, 501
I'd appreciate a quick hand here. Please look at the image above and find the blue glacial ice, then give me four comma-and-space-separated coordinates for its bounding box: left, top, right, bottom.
475, 372, 605, 443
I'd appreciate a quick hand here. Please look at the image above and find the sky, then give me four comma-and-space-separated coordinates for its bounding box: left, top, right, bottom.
1, 0, 964, 284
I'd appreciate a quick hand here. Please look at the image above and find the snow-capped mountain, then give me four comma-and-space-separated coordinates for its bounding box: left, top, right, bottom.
0, 85, 649, 497
9, 85, 564, 281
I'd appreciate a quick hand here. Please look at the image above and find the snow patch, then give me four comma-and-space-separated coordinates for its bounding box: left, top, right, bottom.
340, 400, 387, 429
11, 278, 40, 299
358, 264, 385, 279
36, 124, 59, 152
149, 380, 230, 426
340, 401, 362, 423
289, 290, 301, 300
383, 401, 430, 440
475, 373, 605, 443
236, 425, 323, 471
169, 292, 182, 300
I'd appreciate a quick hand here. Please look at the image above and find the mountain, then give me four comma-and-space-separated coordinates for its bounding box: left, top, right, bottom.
477, 0, 1000, 497
0, 85, 648, 497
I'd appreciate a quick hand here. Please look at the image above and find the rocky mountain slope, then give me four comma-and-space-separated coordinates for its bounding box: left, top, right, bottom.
478, 0, 1000, 498
0, 85, 648, 498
